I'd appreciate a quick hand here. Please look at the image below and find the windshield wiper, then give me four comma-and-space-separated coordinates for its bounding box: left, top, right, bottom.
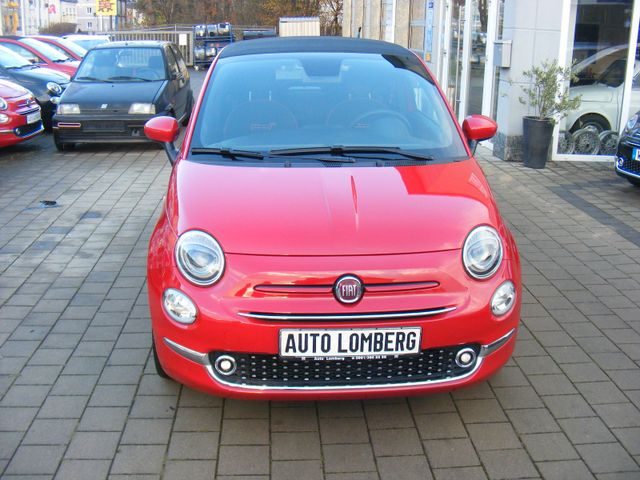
270, 146, 434, 162
75, 76, 111, 82
107, 75, 153, 82
191, 147, 265, 160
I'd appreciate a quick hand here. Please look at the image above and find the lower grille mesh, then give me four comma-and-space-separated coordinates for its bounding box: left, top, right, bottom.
210, 344, 480, 388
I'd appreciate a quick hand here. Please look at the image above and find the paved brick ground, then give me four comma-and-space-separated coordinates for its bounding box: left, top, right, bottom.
1, 73, 640, 478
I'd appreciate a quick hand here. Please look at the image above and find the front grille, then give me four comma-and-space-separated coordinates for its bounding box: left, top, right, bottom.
209, 344, 480, 388
617, 142, 640, 176
83, 121, 126, 132
14, 121, 42, 137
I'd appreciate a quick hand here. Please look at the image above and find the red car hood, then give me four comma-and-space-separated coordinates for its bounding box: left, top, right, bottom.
50, 61, 79, 76
168, 158, 501, 256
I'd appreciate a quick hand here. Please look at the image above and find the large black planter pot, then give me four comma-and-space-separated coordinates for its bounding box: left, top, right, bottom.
523, 116, 554, 169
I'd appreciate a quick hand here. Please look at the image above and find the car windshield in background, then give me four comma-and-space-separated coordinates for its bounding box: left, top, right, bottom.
190, 52, 468, 162
47, 37, 87, 58
73, 38, 109, 51
75, 47, 166, 82
21, 38, 70, 62
0, 46, 32, 68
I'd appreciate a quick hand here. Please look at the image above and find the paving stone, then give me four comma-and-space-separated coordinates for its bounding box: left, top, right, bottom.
612, 427, 640, 455
559, 417, 616, 444
467, 422, 520, 451
521, 432, 579, 461
576, 443, 639, 474
272, 432, 321, 460
378, 455, 433, 480
162, 460, 216, 480
535, 459, 595, 480
365, 402, 414, 429
120, 418, 173, 444
173, 407, 221, 431
478, 448, 538, 479
167, 431, 219, 459
66, 431, 121, 460
414, 413, 467, 440
316, 416, 367, 444
271, 406, 318, 432
271, 460, 323, 480
220, 418, 270, 445
370, 428, 423, 456
542, 394, 596, 419
423, 438, 479, 468
54, 459, 111, 480
456, 399, 507, 423
217, 445, 270, 475
22, 418, 77, 445
111, 444, 167, 475
323, 443, 376, 473
4, 445, 66, 475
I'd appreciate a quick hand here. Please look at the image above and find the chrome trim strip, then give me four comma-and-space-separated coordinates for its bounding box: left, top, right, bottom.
205, 356, 484, 391
479, 328, 517, 357
616, 164, 640, 179
163, 337, 209, 365
237, 306, 457, 321
163, 327, 516, 392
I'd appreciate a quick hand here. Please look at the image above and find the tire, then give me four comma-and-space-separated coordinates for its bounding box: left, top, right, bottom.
53, 133, 74, 152
152, 339, 170, 379
570, 114, 610, 133
627, 176, 640, 187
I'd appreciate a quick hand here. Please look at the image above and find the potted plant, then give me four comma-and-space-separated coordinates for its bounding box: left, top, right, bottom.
519, 60, 581, 168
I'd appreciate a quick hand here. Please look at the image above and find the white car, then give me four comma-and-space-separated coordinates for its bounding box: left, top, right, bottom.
62, 34, 111, 52
564, 44, 640, 133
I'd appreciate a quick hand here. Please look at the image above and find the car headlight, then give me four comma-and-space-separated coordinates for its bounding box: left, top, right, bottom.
0, 98, 7, 111
46, 82, 62, 95
625, 114, 638, 132
0, 113, 9, 124
462, 225, 503, 279
491, 281, 516, 316
175, 230, 225, 286
57, 103, 80, 114
163, 288, 197, 324
129, 103, 156, 115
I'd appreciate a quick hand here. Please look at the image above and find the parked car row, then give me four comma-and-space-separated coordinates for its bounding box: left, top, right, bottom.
0, 33, 110, 147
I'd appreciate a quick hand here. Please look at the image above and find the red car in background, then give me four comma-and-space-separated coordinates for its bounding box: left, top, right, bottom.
144, 37, 521, 400
0, 36, 79, 76
32, 35, 87, 61
0, 79, 43, 147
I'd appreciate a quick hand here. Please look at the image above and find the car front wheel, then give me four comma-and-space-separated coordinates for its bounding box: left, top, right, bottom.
152, 338, 171, 379
627, 176, 640, 187
53, 132, 74, 152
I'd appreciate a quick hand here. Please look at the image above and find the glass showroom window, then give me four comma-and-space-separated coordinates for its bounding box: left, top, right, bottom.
557, 0, 639, 159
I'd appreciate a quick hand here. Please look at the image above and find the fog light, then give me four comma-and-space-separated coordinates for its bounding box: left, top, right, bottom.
214, 355, 237, 376
491, 280, 516, 316
617, 157, 624, 168
455, 348, 477, 368
0, 114, 9, 124
162, 288, 197, 324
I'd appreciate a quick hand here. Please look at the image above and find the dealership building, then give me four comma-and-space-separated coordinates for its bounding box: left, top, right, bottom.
342, 0, 639, 162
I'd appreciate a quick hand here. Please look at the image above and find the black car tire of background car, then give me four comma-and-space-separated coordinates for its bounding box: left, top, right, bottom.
53, 131, 74, 151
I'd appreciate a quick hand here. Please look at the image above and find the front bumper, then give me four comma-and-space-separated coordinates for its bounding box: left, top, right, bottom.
53, 113, 158, 143
148, 216, 521, 400
615, 142, 640, 181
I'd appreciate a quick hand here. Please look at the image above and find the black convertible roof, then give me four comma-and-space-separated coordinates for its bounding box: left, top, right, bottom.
219, 36, 412, 59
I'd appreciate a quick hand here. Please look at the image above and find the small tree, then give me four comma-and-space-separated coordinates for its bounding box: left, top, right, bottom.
518, 59, 581, 123
40, 22, 77, 35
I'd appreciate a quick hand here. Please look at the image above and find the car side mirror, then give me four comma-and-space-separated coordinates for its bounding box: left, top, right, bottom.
144, 116, 179, 165
462, 115, 498, 155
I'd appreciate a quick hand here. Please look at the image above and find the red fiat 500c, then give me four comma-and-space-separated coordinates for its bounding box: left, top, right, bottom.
0, 79, 43, 147
144, 37, 521, 400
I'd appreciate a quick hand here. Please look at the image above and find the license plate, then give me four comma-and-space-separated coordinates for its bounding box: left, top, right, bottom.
634, 148, 640, 161
279, 327, 422, 359
26, 111, 41, 124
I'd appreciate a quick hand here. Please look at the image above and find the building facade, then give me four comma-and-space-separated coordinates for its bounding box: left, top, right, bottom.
76, 0, 127, 32
343, 0, 640, 162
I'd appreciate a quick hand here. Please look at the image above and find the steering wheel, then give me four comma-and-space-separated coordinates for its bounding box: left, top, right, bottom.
350, 109, 412, 131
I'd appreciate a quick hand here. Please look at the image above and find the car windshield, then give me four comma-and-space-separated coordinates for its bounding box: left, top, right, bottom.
21, 38, 70, 61
72, 38, 109, 51
75, 47, 166, 82
190, 52, 468, 162
45, 37, 87, 58
0, 45, 32, 68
